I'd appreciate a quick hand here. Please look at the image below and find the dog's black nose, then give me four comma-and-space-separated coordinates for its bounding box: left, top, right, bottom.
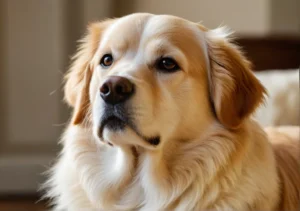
100, 76, 134, 105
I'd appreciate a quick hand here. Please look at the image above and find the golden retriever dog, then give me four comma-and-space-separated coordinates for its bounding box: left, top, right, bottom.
45, 13, 300, 211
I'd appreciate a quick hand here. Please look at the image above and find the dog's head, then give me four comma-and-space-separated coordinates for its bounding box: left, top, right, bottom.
64, 13, 266, 149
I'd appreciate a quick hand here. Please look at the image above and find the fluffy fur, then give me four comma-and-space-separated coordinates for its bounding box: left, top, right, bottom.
44, 13, 300, 211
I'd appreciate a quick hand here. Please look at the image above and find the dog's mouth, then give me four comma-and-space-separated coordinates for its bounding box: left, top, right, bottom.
98, 105, 160, 146
98, 105, 130, 138
101, 116, 126, 132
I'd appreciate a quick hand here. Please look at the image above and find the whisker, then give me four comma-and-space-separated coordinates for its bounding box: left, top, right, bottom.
49, 90, 57, 96
52, 122, 67, 127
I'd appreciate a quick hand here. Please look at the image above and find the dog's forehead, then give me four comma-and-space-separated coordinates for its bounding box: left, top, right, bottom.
100, 14, 202, 48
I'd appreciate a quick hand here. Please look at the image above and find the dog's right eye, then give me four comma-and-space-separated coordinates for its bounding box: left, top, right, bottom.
100, 54, 113, 68
156, 57, 180, 73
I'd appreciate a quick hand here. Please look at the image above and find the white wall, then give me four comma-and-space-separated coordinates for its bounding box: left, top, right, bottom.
271, 0, 300, 34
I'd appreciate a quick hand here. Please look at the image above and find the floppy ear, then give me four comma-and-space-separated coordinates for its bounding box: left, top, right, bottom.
205, 28, 266, 129
64, 20, 112, 125
70, 66, 92, 125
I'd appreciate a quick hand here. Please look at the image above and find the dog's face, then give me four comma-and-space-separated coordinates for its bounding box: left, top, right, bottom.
65, 13, 265, 149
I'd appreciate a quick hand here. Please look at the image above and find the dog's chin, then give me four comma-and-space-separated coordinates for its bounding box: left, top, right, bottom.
102, 117, 126, 132
99, 121, 160, 149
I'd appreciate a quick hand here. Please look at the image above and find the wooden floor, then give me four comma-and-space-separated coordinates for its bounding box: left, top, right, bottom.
0, 196, 47, 211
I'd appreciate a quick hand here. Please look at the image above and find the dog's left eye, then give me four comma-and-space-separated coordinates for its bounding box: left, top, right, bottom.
100, 54, 114, 68
156, 58, 180, 73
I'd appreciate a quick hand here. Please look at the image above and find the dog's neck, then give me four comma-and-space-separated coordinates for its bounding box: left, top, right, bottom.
66, 124, 249, 210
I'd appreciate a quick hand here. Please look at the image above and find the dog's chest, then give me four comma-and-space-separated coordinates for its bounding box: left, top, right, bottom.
72, 145, 148, 210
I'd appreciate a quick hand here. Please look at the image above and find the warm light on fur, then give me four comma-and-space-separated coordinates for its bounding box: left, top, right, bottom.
44, 13, 300, 211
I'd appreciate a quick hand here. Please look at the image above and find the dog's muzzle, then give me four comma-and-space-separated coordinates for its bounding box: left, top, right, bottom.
98, 76, 135, 136
98, 103, 132, 137
98, 76, 161, 147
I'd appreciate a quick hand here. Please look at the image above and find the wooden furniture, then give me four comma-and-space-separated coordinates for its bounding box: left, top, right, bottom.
237, 36, 300, 71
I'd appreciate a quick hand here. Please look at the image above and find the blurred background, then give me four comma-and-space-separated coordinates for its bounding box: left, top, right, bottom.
0, 0, 299, 210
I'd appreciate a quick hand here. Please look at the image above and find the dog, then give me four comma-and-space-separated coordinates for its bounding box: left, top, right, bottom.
44, 13, 300, 211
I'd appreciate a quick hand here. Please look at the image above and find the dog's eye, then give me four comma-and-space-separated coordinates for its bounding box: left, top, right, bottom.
156, 58, 180, 72
100, 54, 113, 67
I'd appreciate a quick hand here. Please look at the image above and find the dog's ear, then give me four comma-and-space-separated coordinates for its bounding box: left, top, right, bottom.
205, 27, 266, 129
64, 20, 112, 125
70, 66, 92, 125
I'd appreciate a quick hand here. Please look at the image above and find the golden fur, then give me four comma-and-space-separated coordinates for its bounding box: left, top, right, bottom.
45, 13, 300, 211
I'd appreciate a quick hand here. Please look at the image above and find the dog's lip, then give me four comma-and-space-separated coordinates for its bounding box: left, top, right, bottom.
144, 136, 160, 146
133, 128, 160, 146
98, 116, 123, 138
98, 116, 160, 146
